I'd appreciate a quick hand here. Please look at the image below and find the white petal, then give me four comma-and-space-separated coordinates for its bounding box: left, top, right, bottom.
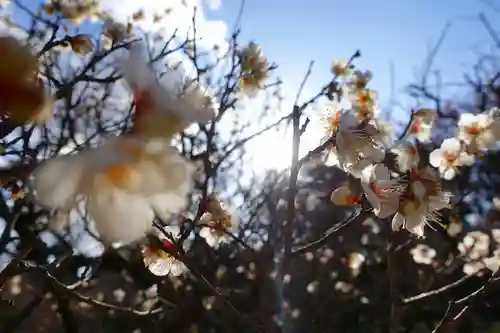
476, 113, 491, 128
360, 164, 375, 183
330, 186, 356, 206
338, 111, 358, 130
372, 164, 390, 181
146, 258, 172, 276
458, 113, 477, 127
120, 46, 157, 93
169, 261, 186, 276
391, 213, 404, 231
149, 192, 188, 220
443, 167, 456, 180
458, 152, 475, 166
428, 149, 443, 167
362, 183, 380, 211
86, 187, 154, 244
411, 181, 426, 200
441, 138, 461, 152
377, 198, 399, 218
31, 154, 85, 209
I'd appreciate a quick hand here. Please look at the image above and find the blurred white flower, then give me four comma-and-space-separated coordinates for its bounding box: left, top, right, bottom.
406, 109, 435, 142
360, 164, 403, 218
484, 249, 500, 272
347, 252, 365, 271
457, 111, 500, 152
121, 46, 215, 138
429, 138, 474, 180
306, 281, 319, 294
492, 229, 500, 244
447, 219, 462, 237
463, 261, 485, 276
458, 231, 490, 260
347, 70, 372, 90
331, 59, 352, 77
112, 288, 126, 302
410, 244, 436, 265
31, 136, 194, 244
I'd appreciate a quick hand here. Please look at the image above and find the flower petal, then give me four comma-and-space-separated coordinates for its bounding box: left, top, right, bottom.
31, 154, 85, 209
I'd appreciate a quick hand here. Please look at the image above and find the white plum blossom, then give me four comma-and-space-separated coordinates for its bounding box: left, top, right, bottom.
199, 197, 238, 248
410, 244, 436, 265
457, 112, 500, 152
141, 227, 187, 277
335, 111, 385, 170
120, 45, 215, 138
31, 136, 194, 244
392, 167, 451, 237
429, 138, 475, 180
406, 109, 435, 142
360, 164, 403, 218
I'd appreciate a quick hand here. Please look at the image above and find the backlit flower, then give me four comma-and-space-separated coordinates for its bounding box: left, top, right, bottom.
392, 167, 450, 237
335, 111, 385, 168
121, 47, 215, 138
406, 109, 435, 142
31, 136, 194, 244
391, 141, 420, 172
360, 164, 404, 218
142, 228, 186, 276
199, 196, 238, 248
457, 111, 500, 152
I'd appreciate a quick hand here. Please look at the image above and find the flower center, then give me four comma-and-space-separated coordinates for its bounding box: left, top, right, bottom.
406, 145, 417, 155
104, 163, 139, 188
466, 124, 482, 136
409, 120, 421, 134
347, 193, 362, 205
402, 198, 420, 216
443, 151, 457, 163
358, 90, 372, 106
328, 112, 342, 130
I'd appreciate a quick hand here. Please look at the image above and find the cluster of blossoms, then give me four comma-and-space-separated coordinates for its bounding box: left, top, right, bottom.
322, 61, 500, 238
0, 36, 53, 124
237, 42, 269, 97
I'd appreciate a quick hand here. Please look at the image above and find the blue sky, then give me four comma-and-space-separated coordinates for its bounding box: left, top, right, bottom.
206, 0, 500, 112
